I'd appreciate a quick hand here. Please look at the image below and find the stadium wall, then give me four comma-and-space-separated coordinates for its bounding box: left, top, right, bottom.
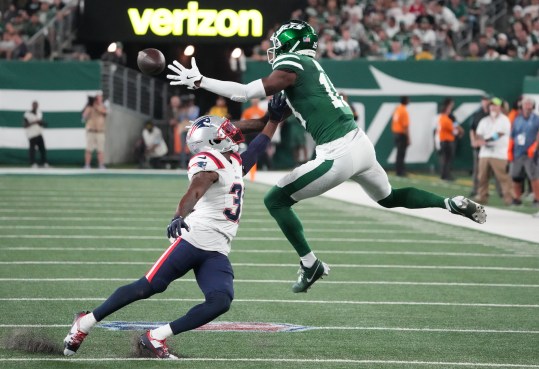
244, 60, 539, 170
0, 61, 102, 165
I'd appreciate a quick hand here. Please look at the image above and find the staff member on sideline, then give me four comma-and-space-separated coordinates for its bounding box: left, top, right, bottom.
24, 100, 49, 168
392, 96, 410, 177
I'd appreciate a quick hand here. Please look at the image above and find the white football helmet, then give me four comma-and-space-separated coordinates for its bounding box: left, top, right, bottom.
186, 115, 244, 154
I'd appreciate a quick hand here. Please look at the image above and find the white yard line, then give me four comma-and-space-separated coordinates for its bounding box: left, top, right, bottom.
0, 357, 538, 367
0, 278, 537, 288
3, 246, 534, 258
0, 297, 537, 308
0, 234, 474, 244
0, 261, 537, 271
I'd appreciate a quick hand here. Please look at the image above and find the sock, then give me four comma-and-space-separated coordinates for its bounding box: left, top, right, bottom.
78, 312, 97, 333
150, 324, 173, 340
378, 187, 446, 209
264, 186, 312, 257
300, 252, 317, 268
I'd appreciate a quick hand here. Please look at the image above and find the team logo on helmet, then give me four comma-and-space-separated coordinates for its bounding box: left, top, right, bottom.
267, 20, 318, 64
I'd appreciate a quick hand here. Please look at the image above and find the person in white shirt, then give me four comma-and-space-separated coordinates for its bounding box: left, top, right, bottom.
139, 121, 168, 168
23, 101, 48, 168
475, 97, 514, 205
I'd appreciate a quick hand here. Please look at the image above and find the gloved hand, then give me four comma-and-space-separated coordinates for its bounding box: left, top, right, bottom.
166, 58, 203, 89
166, 216, 190, 239
267, 92, 287, 122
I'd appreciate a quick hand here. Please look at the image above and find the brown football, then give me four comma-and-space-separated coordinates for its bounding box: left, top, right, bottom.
137, 48, 166, 76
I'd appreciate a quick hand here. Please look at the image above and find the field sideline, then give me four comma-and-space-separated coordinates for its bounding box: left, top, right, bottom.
0, 171, 538, 369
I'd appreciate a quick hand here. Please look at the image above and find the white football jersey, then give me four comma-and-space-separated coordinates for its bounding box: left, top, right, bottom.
181, 148, 244, 256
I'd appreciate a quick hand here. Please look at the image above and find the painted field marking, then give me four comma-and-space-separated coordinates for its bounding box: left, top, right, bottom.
0, 261, 537, 272
0, 278, 537, 288
0, 297, 537, 308
2, 246, 535, 258
0, 323, 537, 334
0, 234, 476, 244
0, 357, 537, 367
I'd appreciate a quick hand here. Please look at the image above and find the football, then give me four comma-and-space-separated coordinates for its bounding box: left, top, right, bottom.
137, 48, 166, 76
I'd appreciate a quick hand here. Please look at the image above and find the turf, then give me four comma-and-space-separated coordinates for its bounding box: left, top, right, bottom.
0, 174, 538, 369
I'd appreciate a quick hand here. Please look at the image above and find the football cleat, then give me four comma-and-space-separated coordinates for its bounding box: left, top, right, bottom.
292, 259, 330, 293
445, 196, 486, 224
63, 311, 90, 356
139, 330, 178, 360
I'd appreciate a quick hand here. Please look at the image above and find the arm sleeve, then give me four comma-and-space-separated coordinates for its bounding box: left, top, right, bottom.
199, 78, 266, 103
240, 133, 271, 174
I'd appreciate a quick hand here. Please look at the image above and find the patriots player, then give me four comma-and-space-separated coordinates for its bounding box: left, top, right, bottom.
167, 19, 487, 293
63, 94, 287, 359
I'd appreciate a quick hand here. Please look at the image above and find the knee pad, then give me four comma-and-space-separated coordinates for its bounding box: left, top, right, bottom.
206, 291, 232, 316
264, 186, 295, 211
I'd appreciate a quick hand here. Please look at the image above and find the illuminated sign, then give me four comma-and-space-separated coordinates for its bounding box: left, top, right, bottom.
127, 2, 263, 37
80, 0, 302, 43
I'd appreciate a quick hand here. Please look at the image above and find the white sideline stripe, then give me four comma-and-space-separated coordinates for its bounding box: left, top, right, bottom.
2, 246, 535, 258
0, 278, 537, 288
0, 235, 470, 244
0, 358, 537, 367
0, 323, 537, 334
1, 297, 537, 308
1, 261, 537, 271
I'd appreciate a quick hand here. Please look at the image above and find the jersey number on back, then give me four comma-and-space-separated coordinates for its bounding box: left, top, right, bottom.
313, 60, 348, 109
223, 183, 243, 223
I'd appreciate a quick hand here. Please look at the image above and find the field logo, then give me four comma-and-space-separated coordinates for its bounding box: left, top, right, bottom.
99, 321, 311, 333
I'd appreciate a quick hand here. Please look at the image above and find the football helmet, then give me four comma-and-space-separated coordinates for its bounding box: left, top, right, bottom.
267, 20, 318, 64
186, 115, 244, 154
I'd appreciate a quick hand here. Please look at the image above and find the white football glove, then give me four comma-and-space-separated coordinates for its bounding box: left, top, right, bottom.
166, 58, 203, 89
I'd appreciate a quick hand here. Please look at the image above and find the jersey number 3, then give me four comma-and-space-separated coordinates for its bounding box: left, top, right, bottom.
224, 183, 243, 223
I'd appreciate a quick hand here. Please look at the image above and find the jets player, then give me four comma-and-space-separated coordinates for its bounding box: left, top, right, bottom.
63, 94, 287, 359
167, 19, 487, 294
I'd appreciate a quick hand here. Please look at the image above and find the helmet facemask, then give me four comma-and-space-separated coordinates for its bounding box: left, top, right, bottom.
187, 116, 244, 154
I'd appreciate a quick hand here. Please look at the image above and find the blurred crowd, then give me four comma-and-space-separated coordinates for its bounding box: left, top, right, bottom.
250, 0, 539, 61
0, 0, 70, 60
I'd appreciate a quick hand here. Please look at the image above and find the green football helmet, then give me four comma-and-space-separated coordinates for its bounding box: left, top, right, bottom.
267, 20, 318, 64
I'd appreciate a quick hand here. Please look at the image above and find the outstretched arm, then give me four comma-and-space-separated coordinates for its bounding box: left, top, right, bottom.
167, 58, 296, 101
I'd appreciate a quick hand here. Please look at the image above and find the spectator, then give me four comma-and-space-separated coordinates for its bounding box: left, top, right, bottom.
208, 96, 229, 118
415, 42, 435, 60
10, 32, 32, 60
513, 29, 533, 59
135, 120, 168, 169
24, 13, 42, 37
335, 27, 360, 59
496, 33, 510, 56
409, 0, 426, 16
385, 16, 399, 39
414, 15, 436, 48
100, 42, 127, 65
25, 0, 41, 16
167, 95, 182, 153
241, 98, 266, 121
469, 94, 491, 197
23, 100, 48, 168
392, 96, 410, 177
474, 97, 513, 205
250, 39, 270, 61
509, 97, 539, 206
341, 0, 363, 20
82, 94, 108, 169
436, 97, 463, 181
483, 43, 500, 60
177, 94, 200, 168
385, 39, 408, 60
465, 41, 481, 59
38, 1, 56, 25
430, 0, 460, 33
524, 0, 539, 19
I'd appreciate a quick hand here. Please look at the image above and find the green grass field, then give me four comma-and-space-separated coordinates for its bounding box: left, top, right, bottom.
0, 174, 538, 369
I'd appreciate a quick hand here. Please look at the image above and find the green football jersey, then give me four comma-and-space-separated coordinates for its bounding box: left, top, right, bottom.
272, 53, 357, 145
